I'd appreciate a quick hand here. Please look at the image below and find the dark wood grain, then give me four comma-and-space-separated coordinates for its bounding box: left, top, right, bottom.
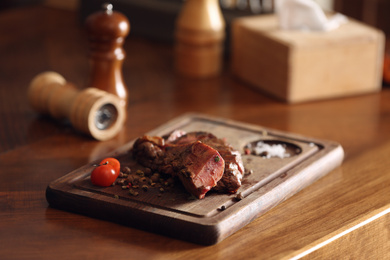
1, 5, 390, 259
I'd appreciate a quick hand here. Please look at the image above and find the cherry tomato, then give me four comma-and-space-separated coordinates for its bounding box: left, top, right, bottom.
99, 157, 120, 177
90, 164, 117, 187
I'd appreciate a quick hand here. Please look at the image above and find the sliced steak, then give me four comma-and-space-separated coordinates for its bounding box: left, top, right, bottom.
132, 135, 225, 199
162, 141, 225, 199
166, 131, 244, 193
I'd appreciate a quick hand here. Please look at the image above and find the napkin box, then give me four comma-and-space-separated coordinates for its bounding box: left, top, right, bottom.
231, 14, 385, 103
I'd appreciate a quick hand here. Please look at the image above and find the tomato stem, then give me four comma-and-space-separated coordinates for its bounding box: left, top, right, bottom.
92, 161, 109, 167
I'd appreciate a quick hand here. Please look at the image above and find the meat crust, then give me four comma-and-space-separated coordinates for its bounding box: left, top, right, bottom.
131, 130, 243, 198
166, 131, 244, 193
132, 135, 225, 199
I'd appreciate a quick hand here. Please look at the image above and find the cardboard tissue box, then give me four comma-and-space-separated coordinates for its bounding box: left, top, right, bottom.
231, 14, 385, 103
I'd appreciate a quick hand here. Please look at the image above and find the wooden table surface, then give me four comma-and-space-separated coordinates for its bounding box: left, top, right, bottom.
1, 5, 390, 259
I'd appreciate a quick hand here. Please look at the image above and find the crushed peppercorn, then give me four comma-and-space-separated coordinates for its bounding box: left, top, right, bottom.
235, 193, 244, 201
122, 166, 131, 175
136, 170, 144, 176
129, 189, 139, 196
218, 205, 226, 211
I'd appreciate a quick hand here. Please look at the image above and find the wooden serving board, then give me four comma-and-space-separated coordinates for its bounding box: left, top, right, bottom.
46, 113, 344, 245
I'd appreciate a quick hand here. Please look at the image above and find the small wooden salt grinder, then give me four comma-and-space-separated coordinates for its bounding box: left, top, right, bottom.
174, 0, 226, 78
28, 72, 126, 141
85, 3, 130, 107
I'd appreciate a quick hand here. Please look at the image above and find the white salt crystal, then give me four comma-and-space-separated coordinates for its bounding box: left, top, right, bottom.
252, 142, 290, 159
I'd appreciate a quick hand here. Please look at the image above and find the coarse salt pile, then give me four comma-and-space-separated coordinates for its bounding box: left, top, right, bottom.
251, 142, 290, 159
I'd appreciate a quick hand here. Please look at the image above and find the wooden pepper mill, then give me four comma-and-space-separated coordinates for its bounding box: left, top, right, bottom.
85, 3, 130, 107
28, 71, 126, 141
174, 0, 226, 78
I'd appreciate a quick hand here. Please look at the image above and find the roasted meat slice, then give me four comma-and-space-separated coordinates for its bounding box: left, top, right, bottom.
162, 141, 225, 199
132, 135, 225, 199
166, 131, 244, 193
132, 135, 165, 170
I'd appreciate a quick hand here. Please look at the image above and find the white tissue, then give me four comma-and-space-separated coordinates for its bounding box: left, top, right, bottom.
276, 0, 348, 31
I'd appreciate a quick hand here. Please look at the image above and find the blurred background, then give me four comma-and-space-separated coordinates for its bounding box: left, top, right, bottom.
1, 0, 389, 85
0, 0, 389, 41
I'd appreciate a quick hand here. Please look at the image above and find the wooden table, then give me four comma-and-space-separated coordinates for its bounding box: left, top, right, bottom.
1, 6, 390, 259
